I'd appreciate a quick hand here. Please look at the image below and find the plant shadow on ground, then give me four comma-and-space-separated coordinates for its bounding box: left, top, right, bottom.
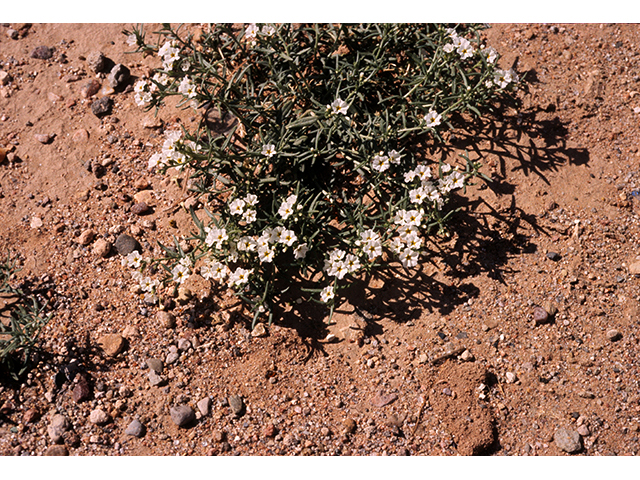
197, 94, 591, 362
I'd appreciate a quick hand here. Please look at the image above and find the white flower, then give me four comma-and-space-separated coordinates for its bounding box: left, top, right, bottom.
140, 276, 156, 293
229, 267, 253, 287
245, 23, 259, 41
398, 224, 419, 241
237, 236, 256, 252
448, 170, 466, 189
294, 243, 309, 260
456, 37, 475, 60
329, 261, 348, 279
201, 261, 228, 281
244, 193, 258, 206
242, 209, 257, 224
261, 144, 276, 157
482, 46, 498, 64
400, 247, 420, 268
172, 263, 190, 284
360, 229, 380, 245
152, 72, 170, 87
404, 169, 417, 183
205, 226, 228, 249
494, 69, 514, 89
134, 80, 147, 94
229, 198, 246, 216
440, 163, 452, 174
388, 150, 402, 164
390, 236, 405, 255
425, 109, 442, 128
277, 194, 297, 220
261, 25, 276, 36
372, 154, 390, 172
320, 286, 335, 303
364, 240, 382, 260
344, 254, 361, 273
179, 256, 192, 268
123, 250, 143, 268
126, 34, 137, 46
329, 248, 346, 262
178, 76, 197, 98
410, 186, 428, 204
330, 98, 349, 115
415, 165, 432, 181
158, 41, 175, 58
258, 246, 275, 263
404, 209, 423, 226
279, 229, 297, 247
148, 153, 162, 170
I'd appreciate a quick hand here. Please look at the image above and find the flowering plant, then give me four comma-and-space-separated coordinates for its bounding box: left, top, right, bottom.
123, 23, 518, 327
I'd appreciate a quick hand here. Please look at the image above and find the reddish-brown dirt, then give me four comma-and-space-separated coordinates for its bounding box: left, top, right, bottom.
2, 23, 640, 456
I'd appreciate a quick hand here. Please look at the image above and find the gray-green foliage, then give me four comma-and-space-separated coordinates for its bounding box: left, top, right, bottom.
0, 256, 52, 380
124, 23, 518, 326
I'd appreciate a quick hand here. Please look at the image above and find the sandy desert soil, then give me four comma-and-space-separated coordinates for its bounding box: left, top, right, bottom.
2, 22, 640, 457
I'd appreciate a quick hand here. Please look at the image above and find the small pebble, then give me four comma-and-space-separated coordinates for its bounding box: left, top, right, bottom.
89, 408, 109, 425
506, 372, 517, 383
31, 45, 53, 59
107, 63, 130, 89
78, 228, 95, 246
607, 329, 622, 342
147, 370, 166, 387
114, 234, 140, 255
47, 414, 70, 443
197, 397, 212, 416
86, 51, 106, 73
157, 311, 176, 329
34, 133, 53, 144
44, 445, 68, 456
251, 323, 267, 338
131, 202, 149, 215
6, 29, 19, 40
228, 395, 245, 417
546, 251, 560, 261
91, 96, 113, 117
125, 419, 145, 437
72, 129, 89, 143
460, 350, 475, 362
92, 239, 111, 258
554, 428, 582, 453
177, 338, 191, 351
165, 351, 180, 365
81, 79, 101, 99
577, 424, 590, 436
533, 306, 549, 324
170, 405, 196, 428
342, 418, 357, 435
97, 333, 126, 357
262, 423, 277, 438
146, 358, 163, 373
0, 70, 13, 86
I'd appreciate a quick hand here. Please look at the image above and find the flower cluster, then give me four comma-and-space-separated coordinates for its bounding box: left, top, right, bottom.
122, 250, 161, 304
443, 28, 476, 60
125, 23, 518, 326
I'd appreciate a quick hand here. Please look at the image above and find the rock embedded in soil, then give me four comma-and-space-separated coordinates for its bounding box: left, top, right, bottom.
98, 333, 126, 357
125, 419, 145, 437
170, 405, 196, 427
342, 418, 357, 435
47, 414, 70, 443
262, 423, 277, 438
89, 408, 109, 425
370, 392, 398, 408
78, 228, 95, 246
628, 261, 640, 276
72, 128, 89, 143
91, 96, 113, 117
81, 79, 101, 99
607, 329, 622, 342
23, 408, 40, 424
34, 133, 53, 144
107, 63, 130, 89
0, 70, 12, 86
92, 238, 111, 258
147, 370, 166, 387
86, 51, 106, 73
31, 45, 54, 59
228, 395, 245, 417
44, 445, 68, 456
546, 251, 560, 261
157, 310, 176, 329
146, 358, 163, 373
533, 306, 550, 324
72, 376, 91, 403
114, 233, 140, 255
251, 323, 267, 337
554, 428, 582, 453
130, 202, 149, 215
197, 397, 211, 416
